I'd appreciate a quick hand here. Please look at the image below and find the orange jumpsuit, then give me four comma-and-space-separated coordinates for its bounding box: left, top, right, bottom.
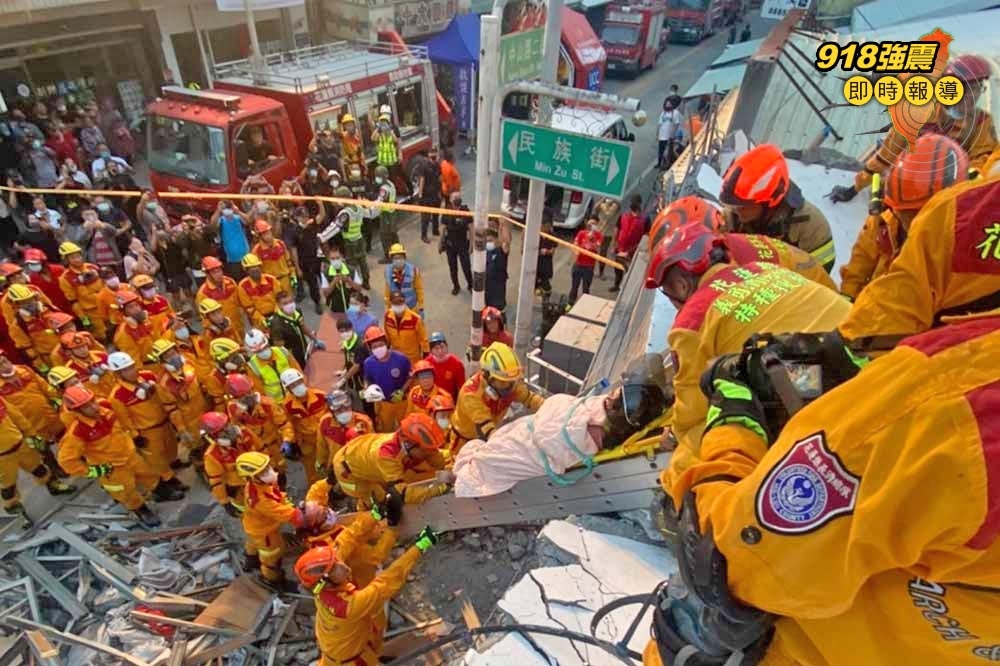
839, 210, 909, 301
109, 372, 177, 481
405, 384, 450, 417
242, 479, 305, 582
312, 523, 422, 666
383, 309, 428, 364
451, 373, 543, 452
305, 513, 396, 589
0, 365, 63, 441
725, 233, 836, 291
1, 284, 53, 330
237, 273, 280, 328
333, 432, 447, 509
252, 240, 295, 294
202, 368, 229, 410
840, 176, 1000, 345
175, 335, 214, 386
196, 277, 245, 340
57, 400, 160, 510
203, 432, 255, 510
58, 263, 105, 339
651, 310, 1000, 666
9, 307, 62, 369
282, 389, 327, 484
51, 334, 106, 368
65, 350, 117, 397
113, 318, 166, 369
664, 261, 850, 503
315, 411, 373, 473
157, 362, 211, 447
201, 317, 243, 345
95, 285, 129, 332
139, 295, 174, 332
0, 398, 51, 509
228, 398, 293, 471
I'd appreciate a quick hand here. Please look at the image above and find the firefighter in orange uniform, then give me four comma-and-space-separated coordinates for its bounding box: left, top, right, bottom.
196, 256, 245, 340
841, 135, 970, 302
113, 291, 165, 369
405, 360, 450, 417
130, 274, 174, 331
47, 366, 82, 430
60, 333, 116, 397
5, 285, 62, 373
383, 290, 428, 363
0, 351, 64, 443
149, 339, 210, 468
251, 220, 295, 294
107, 351, 187, 493
95, 267, 129, 336
0, 396, 72, 519
451, 343, 543, 454
237, 253, 280, 328
314, 389, 373, 480
333, 413, 451, 510
49, 313, 105, 367
642, 310, 1000, 666
225, 373, 292, 481
203, 338, 249, 409
1, 263, 54, 330
57, 242, 106, 340
295, 521, 437, 666
199, 297, 242, 343
279, 368, 327, 484
168, 315, 214, 385
199, 412, 255, 517
57, 385, 164, 526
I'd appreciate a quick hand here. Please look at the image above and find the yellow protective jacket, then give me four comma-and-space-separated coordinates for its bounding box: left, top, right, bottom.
383, 309, 429, 364
0, 365, 62, 441
57, 401, 136, 475
316, 412, 373, 471
196, 276, 245, 339
113, 318, 166, 368
670, 310, 1000, 666
839, 210, 909, 301
237, 274, 280, 328
9, 307, 61, 361
665, 261, 850, 503
725, 233, 836, 290
229, 397, 294, 447
854, 108, 998, 191
1, 285, 54, 331
51, 334, 106, 368
313, 539, 421, 663
282, 389, 327, 449
451, 373, 544, 443
405, 384, 450, 417
109, 372, 169, 434
58, 264, 103, 320
242, 479, 303, 537
728, 199, 836, 270
334, 432, 447, 504
175, 335, 215, 386
157, 363, 211, 439
252, 240, 295, 284
65, 351, 117, 397
840, 176, 1000, 345
204, 435, 255, 506
0, 398, 31, 455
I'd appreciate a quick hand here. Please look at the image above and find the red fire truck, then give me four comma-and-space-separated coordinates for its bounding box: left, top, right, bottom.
601, 1, 668, 77
667, 0, 726, 43
146, 41, 440, 210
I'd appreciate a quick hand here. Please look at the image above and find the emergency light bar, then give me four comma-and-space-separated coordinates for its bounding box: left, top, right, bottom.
161, 86, 242, 111
607, 10, 644, 22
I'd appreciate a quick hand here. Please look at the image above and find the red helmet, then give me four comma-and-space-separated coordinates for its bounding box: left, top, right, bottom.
199, 411, 229, 436
294, 546, 340, 588
649, 197, 724, 252
363, 326, 387, 346
117, 290, 140, 307
0, 263, 23, 277
884, 134, 969, 211
60, 331, 90, 350
943, 54, 992, 83
225, 373, 255, 398
719, 144, 790, 208
45, 312, 75, 330
428, 393, 455, 414
645, 224, 726, 289
411, 359, 435, 377
201, 256, 223, 271
482, 306, 503, 322
398, 413, 445, 450
23, 248, 46, 263
64, 384, 96, 410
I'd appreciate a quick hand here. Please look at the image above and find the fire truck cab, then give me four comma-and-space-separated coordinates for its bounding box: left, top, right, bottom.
601, 1, 668, 77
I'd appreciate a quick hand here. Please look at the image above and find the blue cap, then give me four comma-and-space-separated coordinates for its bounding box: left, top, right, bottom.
429, 331, 447, 345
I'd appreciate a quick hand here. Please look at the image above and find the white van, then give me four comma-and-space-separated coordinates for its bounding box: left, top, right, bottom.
500, 108, 635, 230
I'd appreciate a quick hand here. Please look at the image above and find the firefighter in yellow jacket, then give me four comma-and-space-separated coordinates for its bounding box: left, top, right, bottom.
333, 413, 451, 510
251, 221, 296, 294
203, 338, 248, 409
6, 285, 62, 373
113, 291, 166, 369
199, 297, 243, 344
0, 263, 54, 330
0, 350, 64, 442
57, 385, 164, 526
841, 134, 971, 301
405, 360, 450, 416
61, 333, 116, 397
383, 290, 429, 364
839, 174, 1000, 350
225, 373, 292, 481
315, 389, 373, 479
149, 339, 209, 468
643, 309, 1000, 666
294, 520, 437, 666
199, 412, 255, 517
57, 242, 105, 340
0, 396, 72, 520
280, 368, 327, 484
107, 351, 187, 494
451, 343, 543, 453
645, 222, 851, 502
197, 256, 245, 339
169, 315, 214, 385
237, 254, 280, 328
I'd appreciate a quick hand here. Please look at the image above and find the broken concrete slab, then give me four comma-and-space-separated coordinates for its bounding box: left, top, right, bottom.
463, 635, 551, 666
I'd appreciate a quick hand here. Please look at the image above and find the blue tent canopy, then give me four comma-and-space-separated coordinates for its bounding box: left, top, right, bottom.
426, 14, 481, 66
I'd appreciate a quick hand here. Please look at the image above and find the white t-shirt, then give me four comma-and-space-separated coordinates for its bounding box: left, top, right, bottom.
658, 109, 682, 141
91, 155, 129, 179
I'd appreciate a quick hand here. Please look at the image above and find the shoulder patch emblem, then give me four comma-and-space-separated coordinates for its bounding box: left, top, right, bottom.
756, 431, 859, 535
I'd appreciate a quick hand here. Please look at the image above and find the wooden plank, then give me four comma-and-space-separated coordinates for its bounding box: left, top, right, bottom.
166, 639, 188, 666
89, 563, 149, 602
48, 523, 137, 583
104, 524, 222, 546
14, 553, 88, 620
264, 601, 298, 666
193, 576, 274, 634
25, 631, 61, 664
130, 611, 240, 637
3, 616, 152, 666
181, 634, 257, 666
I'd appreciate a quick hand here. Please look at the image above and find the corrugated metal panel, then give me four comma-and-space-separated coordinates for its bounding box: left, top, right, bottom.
685, 63, 747, 98
712, 38, 765, 67
851, 0, 1000, 31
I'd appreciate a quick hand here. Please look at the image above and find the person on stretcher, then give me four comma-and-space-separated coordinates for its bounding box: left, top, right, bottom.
452, 353, 673, 497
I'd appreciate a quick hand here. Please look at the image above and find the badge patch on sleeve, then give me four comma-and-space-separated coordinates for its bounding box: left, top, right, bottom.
756, 432, 859, 535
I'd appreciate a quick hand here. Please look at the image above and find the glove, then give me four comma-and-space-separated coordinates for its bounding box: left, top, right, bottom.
390, 389, 405, 402
24, 436, 46, 450
86, 463, 113, 479
291, 275, 299, 288
224, 502, 243, 517
34, 360, 51, 375
370, 500, 385, 522
50, 397, 62, 408
827, 184, 858, 203
383, 486, 404, 526
414, 525, 439, 553
705, 379, 769, 445
134, 435, 149, 449
313, 339, 327, 351
80, 315, 92, 328
135, 387, 147, 400
281, 441, 302, 460
315, 459, 327, 476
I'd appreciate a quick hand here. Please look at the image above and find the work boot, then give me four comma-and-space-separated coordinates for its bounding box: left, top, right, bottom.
134, 504, 161, 528
170, 458, 192, 470
244, 553, 261, 571
451, 286, 460, 296
46, 479, 74, 496
164, 476, 189, 492
152, 481, 185, 502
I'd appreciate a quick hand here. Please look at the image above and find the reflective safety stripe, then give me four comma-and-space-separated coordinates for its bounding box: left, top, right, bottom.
810, 239, 836, 266
376, 133, 398, 166
258, 545, 281, 557
248, 348, 292, 400
342, 209, 364, 241
101, 483, 126, 492
340, 481, 357, 491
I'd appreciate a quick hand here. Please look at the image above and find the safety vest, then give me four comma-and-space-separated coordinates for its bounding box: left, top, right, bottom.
385, 262, 417, 310
378, 180, 397, 214
247, 347, 293, 400
342, 207, 364, 242
376, 132, 399, 166
325, 262, 353, 306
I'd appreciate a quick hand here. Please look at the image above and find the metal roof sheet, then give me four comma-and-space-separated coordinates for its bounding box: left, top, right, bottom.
851, 0, 1000, 31
685, 63, 747, 98
712, 38, 765, 67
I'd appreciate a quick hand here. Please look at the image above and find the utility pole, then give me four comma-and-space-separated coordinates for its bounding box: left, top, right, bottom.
243, 0, 266, 80
512, 0, 563, 353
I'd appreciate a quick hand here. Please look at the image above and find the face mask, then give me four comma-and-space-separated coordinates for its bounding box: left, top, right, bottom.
26, 262, 42, 273
224, 355, 245, 371
174, 326, 190, 340
257, 202, 269, 213
372, 345, 389, 360
392, 258, 405, 269
0, 367, 15, 378
145, 202, 158, 212
348, 304, 361, 314
257, 348, 273, 361
379, 122, 389, 131
140, 288, 156, 299
339, 331, 353, 341
31, 140, 41, 150
97, 202, 111, 213
291, 384, 307, 398
259, 468, 278, 485
330, 179, 340, 188
588, 223, 598, 232
375, 177, 384, 184
335, 411, 353, 425
485, 241, 497, 252
330, 259, 343, 270
391, 304, 405, 316
222, 208, 233, 217
100, 151, 111, 160
165, 357, 183, 372
105, 277, 120, 289
281, 303, 297, 315
308, 169, 320, 179
437, 417, 451, 431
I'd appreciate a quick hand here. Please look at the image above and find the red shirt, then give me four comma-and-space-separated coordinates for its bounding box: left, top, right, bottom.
45, 131, 80, 165
483, 328, 513, 348
616, 211, 646, 256
425, 353, 466, 399
573, 230, 603, 268
28, 265, 73, 313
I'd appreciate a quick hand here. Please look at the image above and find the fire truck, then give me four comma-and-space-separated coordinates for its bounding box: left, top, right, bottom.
667, 0, 726, 43
601, 1, 668, 77
145, 40, 440, 210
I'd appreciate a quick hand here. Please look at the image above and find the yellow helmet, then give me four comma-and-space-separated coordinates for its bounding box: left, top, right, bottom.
241, 253, 262, 269
47, 366, 79, 388
149, 338, 177, 362
199, 297, 223, 316
131, 274, 154, 290
388, 243, 406, 257
480, 342, 522, 382
235, 451, 271, 478
7, 284, 35, 302
341, 113, 355, 125
210, 337, 241, 362
59, 241, 83, 257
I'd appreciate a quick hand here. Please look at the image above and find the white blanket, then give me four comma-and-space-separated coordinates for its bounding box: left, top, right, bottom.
453, 394, 606, 498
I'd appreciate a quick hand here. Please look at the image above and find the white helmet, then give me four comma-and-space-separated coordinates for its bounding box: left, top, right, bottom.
279, 368, 305, 389
107, 351, 135, 372
328, 170, 341, 184
379, 104, 392, 116
244, 328, 269, 353
362, 385, 385, 403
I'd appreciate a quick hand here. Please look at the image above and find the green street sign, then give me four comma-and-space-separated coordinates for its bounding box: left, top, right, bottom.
499, 27, 544, 84
499, 119, 633, 199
